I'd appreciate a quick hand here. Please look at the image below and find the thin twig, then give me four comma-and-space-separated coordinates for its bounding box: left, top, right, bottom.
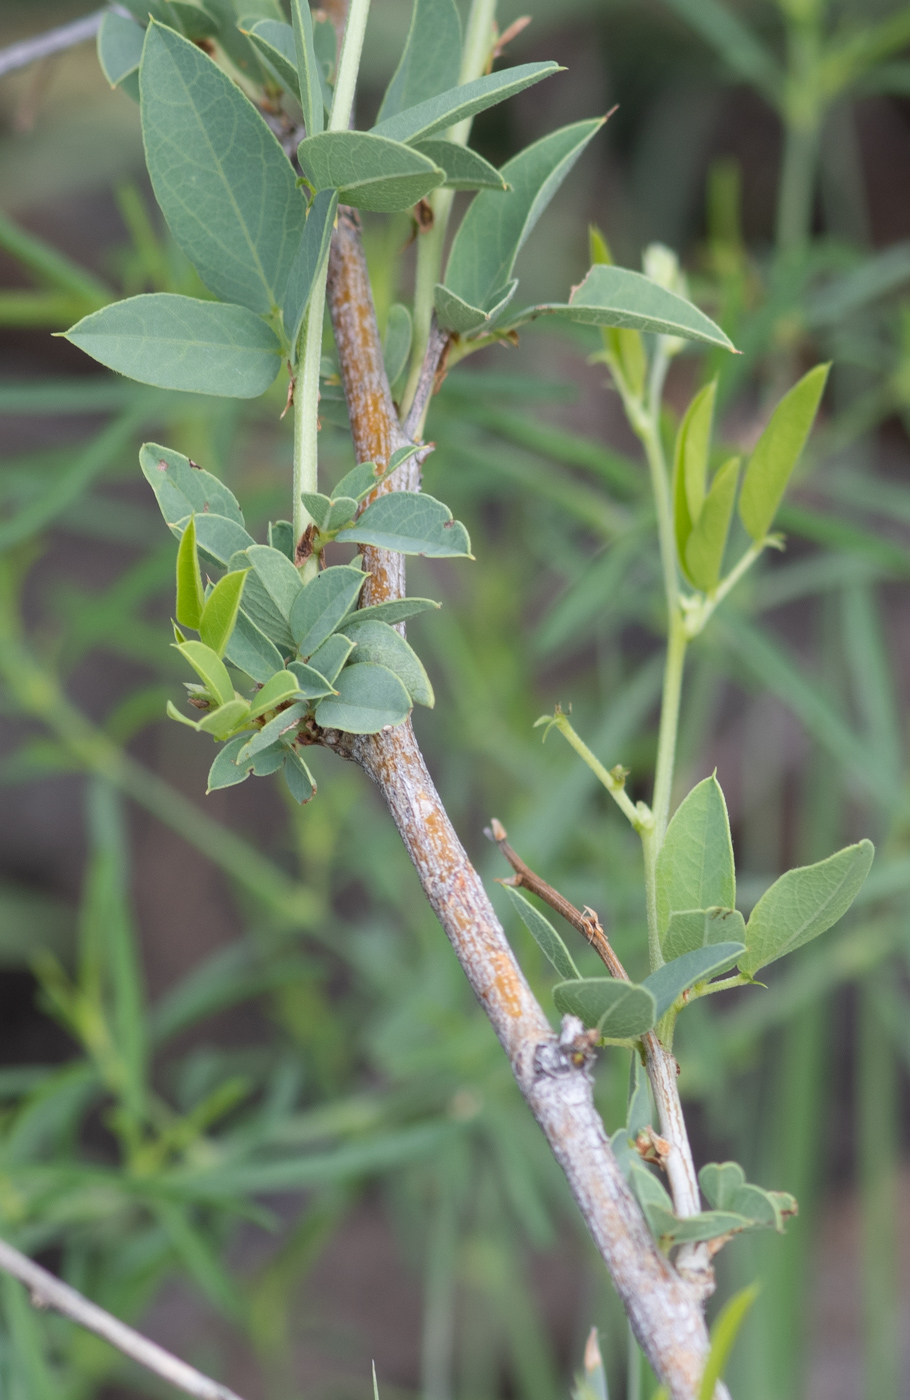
0, 1238, 246, 1400
485, 817, 629, 980
0, 8, 115, 79
402, 315, 452, 440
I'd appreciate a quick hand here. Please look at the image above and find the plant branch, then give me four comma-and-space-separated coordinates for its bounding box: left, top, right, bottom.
0, 8, 111, 79
324, 205, 718, 1398
0, 1237, 246, 1400
402, 315, 452, 441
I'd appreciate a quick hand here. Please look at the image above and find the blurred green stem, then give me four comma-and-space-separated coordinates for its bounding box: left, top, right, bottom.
859, 981, 900, 1400
776, 16, 822, 250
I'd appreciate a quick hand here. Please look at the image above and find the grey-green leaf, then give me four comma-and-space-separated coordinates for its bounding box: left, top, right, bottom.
300, 492, 358, 534
699, 1161, 797, 1232
503, 886, 579, 981
348, 598, 440, 626
245, 18, 299, 97
656, 775, 735, 942
287, 659, 336, 698
98, 10, 145, 90
245, 544, 304, 621
383, 303, 413, 387
224, 609, 286, 683
663, 907, 747, 962
268, 520, 295, 561
283, 189, 338, 355
641, 942, 744, 1019
443, 118, 603, 315
304, 634, 355, 683
376, 0, 462, 124
552, 978, 656, 1039
230, 550, 297, 650
140, 22, 306, 313
289, 0, 324, 137
191, 515, 257, 569
64, 295, 282, 397
238, 702, 308, 761
413, 141, 508, 191
336, 492, 472, 557
314, 662, 411, 733
541, 264, 736, 350
297, 132, 445, 213
283, 746, 317, 803
334, 461, 384, 500
372, 63, 562, 146
289, 565, 366, 655
433, 281, 517, 336
207, 734, 252, 791
739, 839, 874, 977
139, 442, 244, 528
738, 363, 830, 541
339, 619, 434, 707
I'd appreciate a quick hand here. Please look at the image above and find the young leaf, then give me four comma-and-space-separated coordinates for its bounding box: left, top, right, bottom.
64, 295, 283, 397
140, 22, 306, 313
289, 565, 367, 655
171, 696, 250, 740
443, 119, 604, 318
434, 281, 518, 336
303, 634, 355, 683
628, 1165, 746, 1248
287, 659, 336, 698
383, 303, 413, 387
139, 443, 244, 527
738, 839, 874, 976
412, 141, 508, 191
542, 265, 736, 350
98, 10, 145, 93
376, 0, 462, 123
656, 775, 735, 941
283, 746, 317, 803
296, 132, 446, 213
247, 670, 302, 720
663, 907, 747, 961
672, 381, 715, 559
300, 492, 358, 534
699, 1162, 797, 1233
245, 544, 304, 621
339, 619, 434, 706
192, 514, 257, 569
175, 640, 234, 706
238, 701, 308, 760
336, 493, 472, 557
502, 886, 580, 981
199, 569, 248, 657
289, 0, 324, 137
245, 19, 300, 98
283, 188, 338, 356
348, 598, 440, 626
207, 734, 253, 791
738, 363, 830, 541
314, 662, 412, 733
372, 63, 562, 146
684, 456, 739, 592
175, 515, 204, 630
640, 942, 744, 1019
552, 978, 656, 1039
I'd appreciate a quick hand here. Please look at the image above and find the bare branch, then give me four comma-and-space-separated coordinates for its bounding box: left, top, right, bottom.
402, 315, 452, 440
325, 205, 717, 1400
0, 9, 112, 80
0, 1237, 246, 1400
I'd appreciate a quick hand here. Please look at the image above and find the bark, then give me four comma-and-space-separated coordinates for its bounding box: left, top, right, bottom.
325, 206, 715, 1398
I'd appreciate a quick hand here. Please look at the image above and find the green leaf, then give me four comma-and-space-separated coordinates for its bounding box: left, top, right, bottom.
699, 1162, 797, 1233
684, 456, 739, 592
383, 303, 413, 387
168, 697, 250, 740
238, 702, 308, 760
373, 63, 562, 146
739, 839, 874, 976
64, 294, 283, 397
738, 364, 830, 541
283, 189, 338, 355
247, 670, 302, 720
300, 492, 358, 533
98, 10, 145, 90
245, 18, 299, 97
175, 515, 204, 629
656, 775, 735, 942
434, 281, 517, 336
287, 660, 336, 698
296, 132, 446, 213
139, 442, 245, 527
207, 734, 253, 791
334, 461, 384, 500
225, 610, 286, 683
336, 493, 472, 557
347, 598, 440, 626
541, 265, 736, 350
175, 640, 234, 706
502, 886, 579, 980
641, 942, 744, 1019
199, 569, 248, 657
231, 551, 296, 650
413, 141, 508, 191
663, 907, 747, 961
314, 662, 412, 733
552, 978, 656, 1038
339, 619, 434, 707
245, 544, 304, 620
376, 0, 462, 123
283, 746, 317, 803
628, 1164, 748, 1248
166, 0, 219, 41
289, 565, 366, 655
140, 22, 306, 313
289, 0, 324, 137
672, 381, 715, 558
268, 520, 296, 561
192, 514, 257, 569
443, 119, 604, 317
698, 1284, 761, 1400
304, 634, 355, 683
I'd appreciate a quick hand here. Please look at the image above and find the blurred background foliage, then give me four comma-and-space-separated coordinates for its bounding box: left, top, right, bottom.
0, 1, 909, 1398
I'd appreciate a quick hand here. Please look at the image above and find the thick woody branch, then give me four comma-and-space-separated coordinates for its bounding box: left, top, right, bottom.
325, 205, 715, 1399
0, 1237, 245, 1400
